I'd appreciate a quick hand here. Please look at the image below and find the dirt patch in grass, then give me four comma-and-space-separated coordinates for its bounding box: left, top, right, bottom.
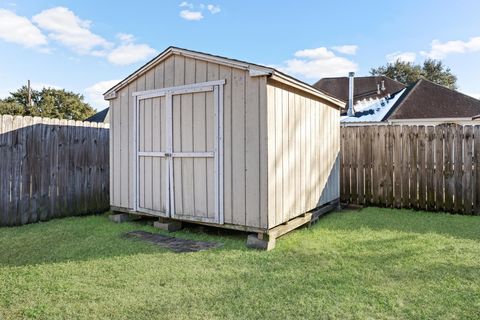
124, 230, 223, 252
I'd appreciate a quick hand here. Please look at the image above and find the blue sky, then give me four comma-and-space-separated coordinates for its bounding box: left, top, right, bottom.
1, 0, 479, 110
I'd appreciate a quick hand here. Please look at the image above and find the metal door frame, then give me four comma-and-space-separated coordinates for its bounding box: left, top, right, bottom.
133, 79, 225, 224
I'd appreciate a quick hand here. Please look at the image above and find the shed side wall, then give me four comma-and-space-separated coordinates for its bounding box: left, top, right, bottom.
266, 79, 340, 228
109, 54, 268, 229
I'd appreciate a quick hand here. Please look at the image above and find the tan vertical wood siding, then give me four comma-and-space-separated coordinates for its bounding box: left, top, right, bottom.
109, 53, 268, 228
266, 79, 340, 228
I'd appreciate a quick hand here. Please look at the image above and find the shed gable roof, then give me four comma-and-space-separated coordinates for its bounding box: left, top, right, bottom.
103, 46, 344, 108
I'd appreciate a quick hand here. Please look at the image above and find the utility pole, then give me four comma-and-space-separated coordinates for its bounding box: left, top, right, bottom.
27, 80, 32, 106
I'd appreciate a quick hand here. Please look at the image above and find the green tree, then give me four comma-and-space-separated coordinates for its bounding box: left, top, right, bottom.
0, 86, 96, 120
0, 100, 24, 115
421, 59, 458, 90
370, 59, 458, 89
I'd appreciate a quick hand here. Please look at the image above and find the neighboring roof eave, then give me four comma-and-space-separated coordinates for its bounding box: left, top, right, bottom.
103, 46, 344, 108
388, 117, 477, 122
341, 121, 389, 126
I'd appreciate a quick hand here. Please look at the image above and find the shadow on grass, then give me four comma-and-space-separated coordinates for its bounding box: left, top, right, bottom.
319, 207, 480, 241
0, 214, 247, 268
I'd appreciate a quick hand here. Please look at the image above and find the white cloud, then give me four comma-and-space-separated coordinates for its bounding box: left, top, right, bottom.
107, 43, 157, 65
386, 51, 416, 63
0, 7, 156, 66
207, 4, 221, 14
331, 45, 358, 55
85, 79, 120, 108
180, 9, 204, 21
108, 32, 156, 65
179, 1, 194, 9
421, 37, 480, 59
31, 7, 156, 65
279, 47, 358, 80
116, 33, 135, 43
0, 9, 47, 48
294, 47, 336, 60
178, 2, 220, 19
32, 7, 112, 56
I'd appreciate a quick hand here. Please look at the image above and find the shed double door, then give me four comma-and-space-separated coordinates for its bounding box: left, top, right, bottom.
135, 81, 224, 224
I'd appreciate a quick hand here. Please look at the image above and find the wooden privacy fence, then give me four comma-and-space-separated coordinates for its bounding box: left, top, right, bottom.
0, 115, 109, 227
341, 124, 480, 215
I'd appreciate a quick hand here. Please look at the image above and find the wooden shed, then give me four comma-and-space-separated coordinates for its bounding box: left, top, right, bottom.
104, 47, 343, 249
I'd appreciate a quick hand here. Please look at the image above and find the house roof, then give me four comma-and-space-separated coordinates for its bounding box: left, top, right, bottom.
85, 108, 109, 123
340, 89, 406, 123
388, 79, 480, 119
103, 46, 344, 108
313, 76, 406, 104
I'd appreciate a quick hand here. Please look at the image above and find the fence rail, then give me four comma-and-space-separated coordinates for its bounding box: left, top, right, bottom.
0, 115, 109, 227
340, 124, 480, 215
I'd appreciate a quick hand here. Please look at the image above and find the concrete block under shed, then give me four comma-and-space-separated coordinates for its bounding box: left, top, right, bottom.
109, 213, 132, 223
246, 234, 276, 250
153, 220, 183, 232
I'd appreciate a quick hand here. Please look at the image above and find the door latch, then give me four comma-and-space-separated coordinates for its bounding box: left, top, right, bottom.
165, 152, 172, 157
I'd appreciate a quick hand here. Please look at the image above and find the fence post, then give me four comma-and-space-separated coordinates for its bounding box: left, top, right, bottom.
418, 126, 426, 210
464, 126, 473, 214
357, 126, 365, 205
385, 125, 394, 207
453, 125, 464, 213
474, 126, 480, 215
426, 126, 435, 211
393, 125, 402, 208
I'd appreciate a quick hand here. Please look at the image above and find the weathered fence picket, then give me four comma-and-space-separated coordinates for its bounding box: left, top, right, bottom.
0, 115, 110, 227
341, 124, 480, 215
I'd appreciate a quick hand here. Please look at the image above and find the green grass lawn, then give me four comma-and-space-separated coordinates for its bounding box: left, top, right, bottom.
0, 208, 479, 319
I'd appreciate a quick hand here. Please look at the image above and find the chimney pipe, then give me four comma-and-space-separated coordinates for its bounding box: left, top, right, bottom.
347, 72, 355, 116
381, 80, 385, 91
377, 83, 381, 94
